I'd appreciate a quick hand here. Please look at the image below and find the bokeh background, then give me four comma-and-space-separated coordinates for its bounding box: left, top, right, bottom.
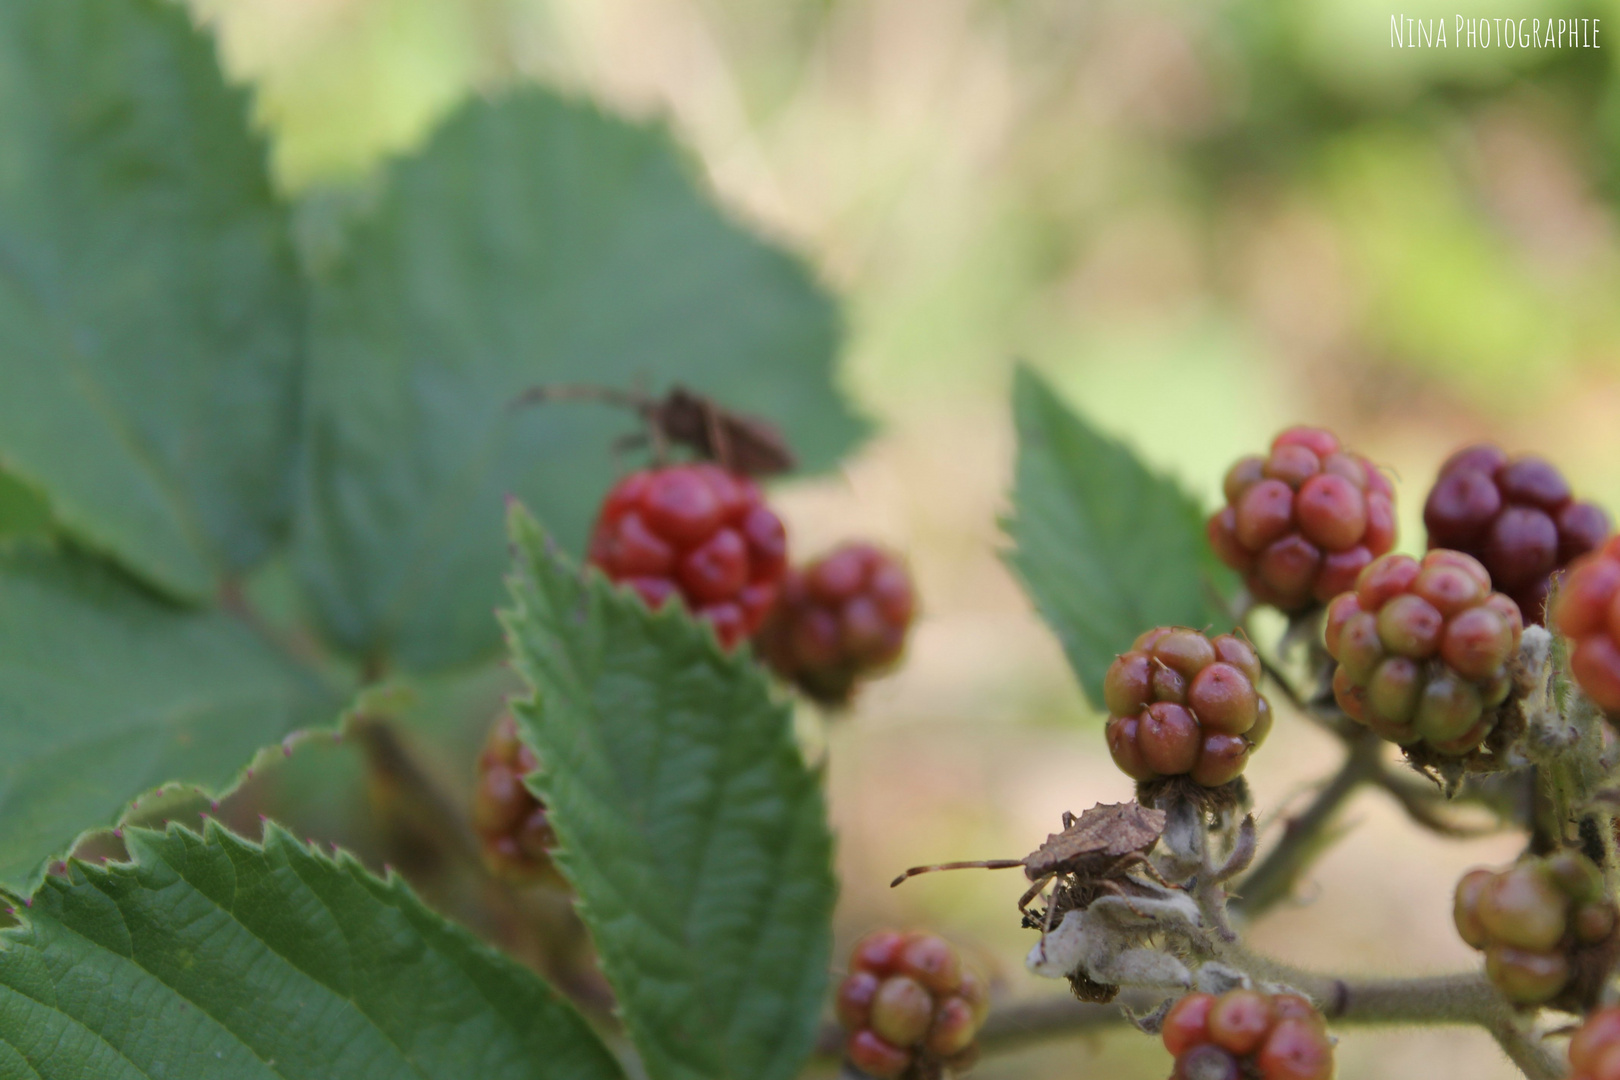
192, 0, 1620, 1075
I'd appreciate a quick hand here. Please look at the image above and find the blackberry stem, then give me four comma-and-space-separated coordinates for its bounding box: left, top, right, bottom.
1230, 729, 1383, 919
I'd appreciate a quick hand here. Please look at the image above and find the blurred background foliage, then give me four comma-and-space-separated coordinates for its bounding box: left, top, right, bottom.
193, 0, 1620, 1075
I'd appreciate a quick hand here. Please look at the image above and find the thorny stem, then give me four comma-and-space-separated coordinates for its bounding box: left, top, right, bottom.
1374, 768, 1505, 838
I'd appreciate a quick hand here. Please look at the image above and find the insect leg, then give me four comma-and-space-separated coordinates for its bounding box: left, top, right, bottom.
1018, 872, 1055, 914
1122, 851, 1174, 888
1041, 876, 1073, 935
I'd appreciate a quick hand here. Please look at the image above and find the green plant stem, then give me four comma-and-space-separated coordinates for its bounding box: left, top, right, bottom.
1374, 768, 1505, 838
1232, 730, 1383, 919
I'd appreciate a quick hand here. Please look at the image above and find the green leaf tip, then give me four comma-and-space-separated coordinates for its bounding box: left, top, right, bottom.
1005, 364, 1235, 708
502, 505, 837, 1080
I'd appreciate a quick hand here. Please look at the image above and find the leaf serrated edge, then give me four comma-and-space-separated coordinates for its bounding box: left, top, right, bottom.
998, 364, 1234, 705
496, 501, 836, 1080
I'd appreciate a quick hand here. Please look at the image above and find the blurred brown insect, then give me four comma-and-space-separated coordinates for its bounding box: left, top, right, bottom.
510, 383, 795, 478
890, 801, 1170, 929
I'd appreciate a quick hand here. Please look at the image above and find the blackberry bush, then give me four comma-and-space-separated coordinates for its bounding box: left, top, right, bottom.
587, 462, 788, 648
1424, 445, 1610, 625
1324, 550, 1522, 755
18, 5, 1620, 1069
836, 930, 989, 1079
756, 542, 917, 705
1207, 426, 1396, 612
1161, 990, 1334, 1080
1103, 627, 1272, 787
1453, 852, 1617, 1006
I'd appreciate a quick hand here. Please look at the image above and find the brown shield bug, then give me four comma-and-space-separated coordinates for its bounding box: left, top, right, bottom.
890, 801, 1170, 931
510, 382, 795, 478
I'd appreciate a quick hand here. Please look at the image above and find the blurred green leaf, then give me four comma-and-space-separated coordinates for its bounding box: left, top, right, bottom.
0, 822, 626, 1080
0, 0, 305, 600
295, 89, 865, 671
1321, 128, 1568, 407
0, 472, 50, 539
502, 506, 835, 1080
0, 547, 335, 893
1004, 366, 1233, 708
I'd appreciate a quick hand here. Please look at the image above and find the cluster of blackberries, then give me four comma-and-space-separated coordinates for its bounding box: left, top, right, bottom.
1325, 551, 1521, 755
481, 463, 919, 881
1424, 445, 1609, 625
587, 464, 789, 649
1454, 852, 1616, 1006
755, 542, 915, 706
1161, 989, 1333, 1080
835, 931, 988, 1079
1200, 430, 1617, 770
589, 464, 918, 704
1104, 628, 1272, 788
1208, 427, 1395, 611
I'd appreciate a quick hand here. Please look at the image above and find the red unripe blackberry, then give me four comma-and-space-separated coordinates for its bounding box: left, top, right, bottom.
1162, 989, 1333, 1080
837, 930, 987, 1079
1424, 444, 1610, 625
1208, 427, 1396, 612
755, 542, 916, 705
1452, 852, 1615, 1006
1104, 628, 1271, 787
588, 463, 787, 648
1324, 551, 1520, 755
472, 714, 562, 885
1571, 1007, 1620, 1080
1553, 535, 1620, 715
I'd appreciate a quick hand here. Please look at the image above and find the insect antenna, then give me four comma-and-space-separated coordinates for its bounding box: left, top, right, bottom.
890, 859, 1025, 888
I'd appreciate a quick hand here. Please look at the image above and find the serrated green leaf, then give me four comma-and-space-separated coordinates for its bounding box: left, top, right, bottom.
0, 0, 304, 600
0, 822, 626, 1080
501, 506, 835, 1080
1004, 366, 1234, 708
0, 547, 336, 893
294, 89, 866, 671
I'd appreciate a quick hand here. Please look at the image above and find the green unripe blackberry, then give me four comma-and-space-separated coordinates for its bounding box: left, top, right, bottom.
1453, 853, 1616, 1006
